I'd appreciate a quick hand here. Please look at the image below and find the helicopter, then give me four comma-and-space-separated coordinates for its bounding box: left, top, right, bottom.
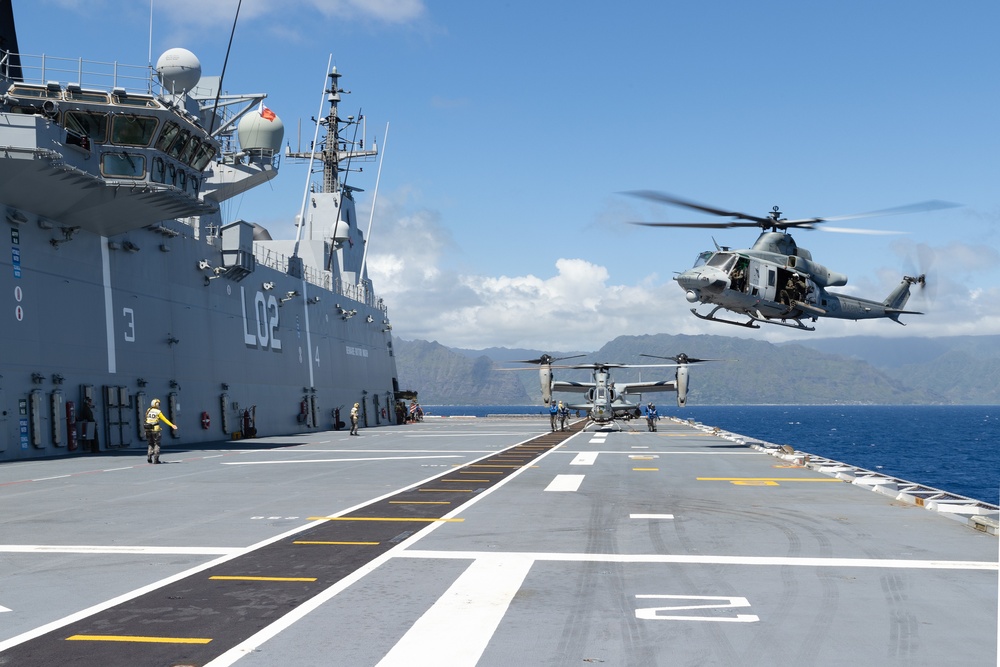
627, 191, 955, 331
506, 354, 714, 430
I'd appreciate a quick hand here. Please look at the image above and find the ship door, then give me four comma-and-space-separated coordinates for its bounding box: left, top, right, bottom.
102, 385, 132, 449
373, 394, 380, 425
0, 388, 7, 452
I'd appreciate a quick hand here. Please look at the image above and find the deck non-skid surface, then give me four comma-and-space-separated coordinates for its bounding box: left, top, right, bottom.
0, 417, 995, 666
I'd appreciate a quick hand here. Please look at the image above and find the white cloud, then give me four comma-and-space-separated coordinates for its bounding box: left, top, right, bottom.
366, 200, 1000, 351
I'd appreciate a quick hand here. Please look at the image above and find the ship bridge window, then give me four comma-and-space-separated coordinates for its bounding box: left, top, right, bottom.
8, 85, 59, 99
154, 121, 181, 153
66, 90, 110, 104
112, 94, 159, 108
178, 135, 201, 164
111, 115, 158, 146
165, 129, 192, 160
64, 111, 108, 143
190, 142, 216, 171
101, 151, 146, 179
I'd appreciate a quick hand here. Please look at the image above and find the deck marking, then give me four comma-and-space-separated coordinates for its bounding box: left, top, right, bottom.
293, 541, 379, 545
307, 516, 464, 522
570, 452, 598, 466
376, 555, 534, 667
203, 428, 570, 666
396, 549, 999, 571
66, 634, 212, 644
633, 468, 660, 471
388, 501, 450, 505
698, 477, 842, 483
544, 474, 585, 492
223, 455, 464, 465
209, 576, 317, 582
0, 545, 238, 555
420, 488, 473, 493
630, 514, 675, 520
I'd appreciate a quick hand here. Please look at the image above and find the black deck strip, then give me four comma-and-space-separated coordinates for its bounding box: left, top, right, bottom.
0, 422, 583, 666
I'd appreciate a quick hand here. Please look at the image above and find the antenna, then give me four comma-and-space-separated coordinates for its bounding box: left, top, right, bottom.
292, 54, 333, 260
359, 122, 388, 284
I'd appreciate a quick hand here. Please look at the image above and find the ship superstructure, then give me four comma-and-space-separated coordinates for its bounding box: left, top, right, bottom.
0, 6, 400, 459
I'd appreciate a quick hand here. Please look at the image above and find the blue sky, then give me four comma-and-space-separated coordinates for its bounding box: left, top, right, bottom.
18, 0, 1000, 350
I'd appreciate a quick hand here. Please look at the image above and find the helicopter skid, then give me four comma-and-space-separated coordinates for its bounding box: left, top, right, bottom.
690, 307, 760, 329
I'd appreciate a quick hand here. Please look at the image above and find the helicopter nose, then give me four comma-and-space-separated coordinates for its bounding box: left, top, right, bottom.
677, 267, 728, 293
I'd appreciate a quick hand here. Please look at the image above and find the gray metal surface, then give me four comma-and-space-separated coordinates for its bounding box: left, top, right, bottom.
0, 416, 994, 666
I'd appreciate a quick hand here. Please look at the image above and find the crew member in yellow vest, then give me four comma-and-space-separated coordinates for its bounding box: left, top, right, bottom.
145, 398, 177, 464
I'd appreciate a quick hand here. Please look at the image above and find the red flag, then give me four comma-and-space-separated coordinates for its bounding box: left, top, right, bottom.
258, 101, 276, 122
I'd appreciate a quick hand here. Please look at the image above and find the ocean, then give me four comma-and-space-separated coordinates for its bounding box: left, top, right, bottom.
422, 404, 1000, 505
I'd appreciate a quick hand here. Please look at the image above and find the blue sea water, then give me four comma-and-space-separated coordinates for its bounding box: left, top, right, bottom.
424, 404, 1000, 505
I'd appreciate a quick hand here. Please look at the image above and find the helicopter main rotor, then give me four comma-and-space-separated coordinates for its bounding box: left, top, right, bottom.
625, 190, 958, 234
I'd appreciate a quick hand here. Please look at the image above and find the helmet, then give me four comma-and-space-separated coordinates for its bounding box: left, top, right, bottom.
151, 398, 160, 408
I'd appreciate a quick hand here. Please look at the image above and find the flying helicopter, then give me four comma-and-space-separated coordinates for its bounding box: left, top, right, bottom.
627, 191, 955, 331
505, 354, 713, 430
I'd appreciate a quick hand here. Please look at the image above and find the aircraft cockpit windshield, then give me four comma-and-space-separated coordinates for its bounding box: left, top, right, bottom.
705, 251, 737, 273
692, 251, 714, 268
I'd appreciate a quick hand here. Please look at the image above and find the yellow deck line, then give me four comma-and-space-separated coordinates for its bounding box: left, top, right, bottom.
389, 500, 451, 504
419, 489, 473, 493
633, 467, 660, 471
209, 575, 317, 582
440, 479, 490, 483
307, 516, 464, 522
293, 541, 379, 545
467, 464, 525, 468
458, 470, 503, 474
66, 634, 212, 644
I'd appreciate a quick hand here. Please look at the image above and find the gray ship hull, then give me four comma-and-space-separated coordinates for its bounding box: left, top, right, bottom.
1, 214, 399, 456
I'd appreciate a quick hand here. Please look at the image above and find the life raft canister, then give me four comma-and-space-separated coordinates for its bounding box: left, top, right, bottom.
201, 411, 211, 429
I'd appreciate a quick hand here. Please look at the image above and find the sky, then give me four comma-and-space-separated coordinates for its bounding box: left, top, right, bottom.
16, 0, 1000, 352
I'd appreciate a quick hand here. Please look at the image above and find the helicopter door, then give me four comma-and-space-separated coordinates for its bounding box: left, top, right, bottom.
746, 259, 776, 300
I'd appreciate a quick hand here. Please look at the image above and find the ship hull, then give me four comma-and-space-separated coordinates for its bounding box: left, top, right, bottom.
1, 213, 399, 459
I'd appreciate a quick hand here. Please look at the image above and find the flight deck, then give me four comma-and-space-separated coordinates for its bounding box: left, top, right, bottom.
0, 416, 995, 666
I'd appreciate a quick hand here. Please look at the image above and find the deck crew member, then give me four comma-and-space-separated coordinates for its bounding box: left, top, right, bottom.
549, 402, 558, 431
350, 402, 360, 435
145, 398, 177, 464
558, 401, 569, 431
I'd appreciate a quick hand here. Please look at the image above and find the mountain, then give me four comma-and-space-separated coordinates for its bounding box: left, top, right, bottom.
394, 334, 1000, 405
392, 339, 531, 405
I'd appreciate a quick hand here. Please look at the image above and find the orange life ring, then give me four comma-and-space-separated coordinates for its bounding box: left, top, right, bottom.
201, 411, 211, 429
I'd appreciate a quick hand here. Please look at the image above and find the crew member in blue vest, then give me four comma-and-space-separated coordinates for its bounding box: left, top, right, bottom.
549, 402, 558, 431
646, 402, 658, 432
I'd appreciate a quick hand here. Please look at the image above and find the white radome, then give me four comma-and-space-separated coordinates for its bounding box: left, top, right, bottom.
156, 48, 202, 93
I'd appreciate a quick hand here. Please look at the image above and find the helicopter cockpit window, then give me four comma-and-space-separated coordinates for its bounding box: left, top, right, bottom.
692, 251, 713, 268
706, 252, 736, 272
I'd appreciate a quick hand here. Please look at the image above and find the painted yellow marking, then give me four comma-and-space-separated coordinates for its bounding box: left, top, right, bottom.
210, 575, 317, 582
66, 635, 212, 644
630, 456, 655, 460
441, 478, 490, 483
307, 516, 464, 522
632, 467, 660, 471
293, 541, 379, 545
389, 501, 451, 504
468, 464, 524, 468
733, 480, 779, 486
697, 477, 841, 483
773, 464, 804, 469
458, 470, 503, 474
419, 488, 473, 493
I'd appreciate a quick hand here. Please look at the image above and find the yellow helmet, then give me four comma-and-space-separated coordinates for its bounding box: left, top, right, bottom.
151, 398, 160, 408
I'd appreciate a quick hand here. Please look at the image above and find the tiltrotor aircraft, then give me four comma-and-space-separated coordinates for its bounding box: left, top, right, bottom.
627, 191, 954, 331
507, 354, 713, 430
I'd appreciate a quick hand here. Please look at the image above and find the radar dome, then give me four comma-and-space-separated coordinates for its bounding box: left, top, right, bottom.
156, 48, 202, 93
238, 107, 285, 153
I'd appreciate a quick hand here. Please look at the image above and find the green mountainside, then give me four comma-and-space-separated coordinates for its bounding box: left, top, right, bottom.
393, 334, 1000, 406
